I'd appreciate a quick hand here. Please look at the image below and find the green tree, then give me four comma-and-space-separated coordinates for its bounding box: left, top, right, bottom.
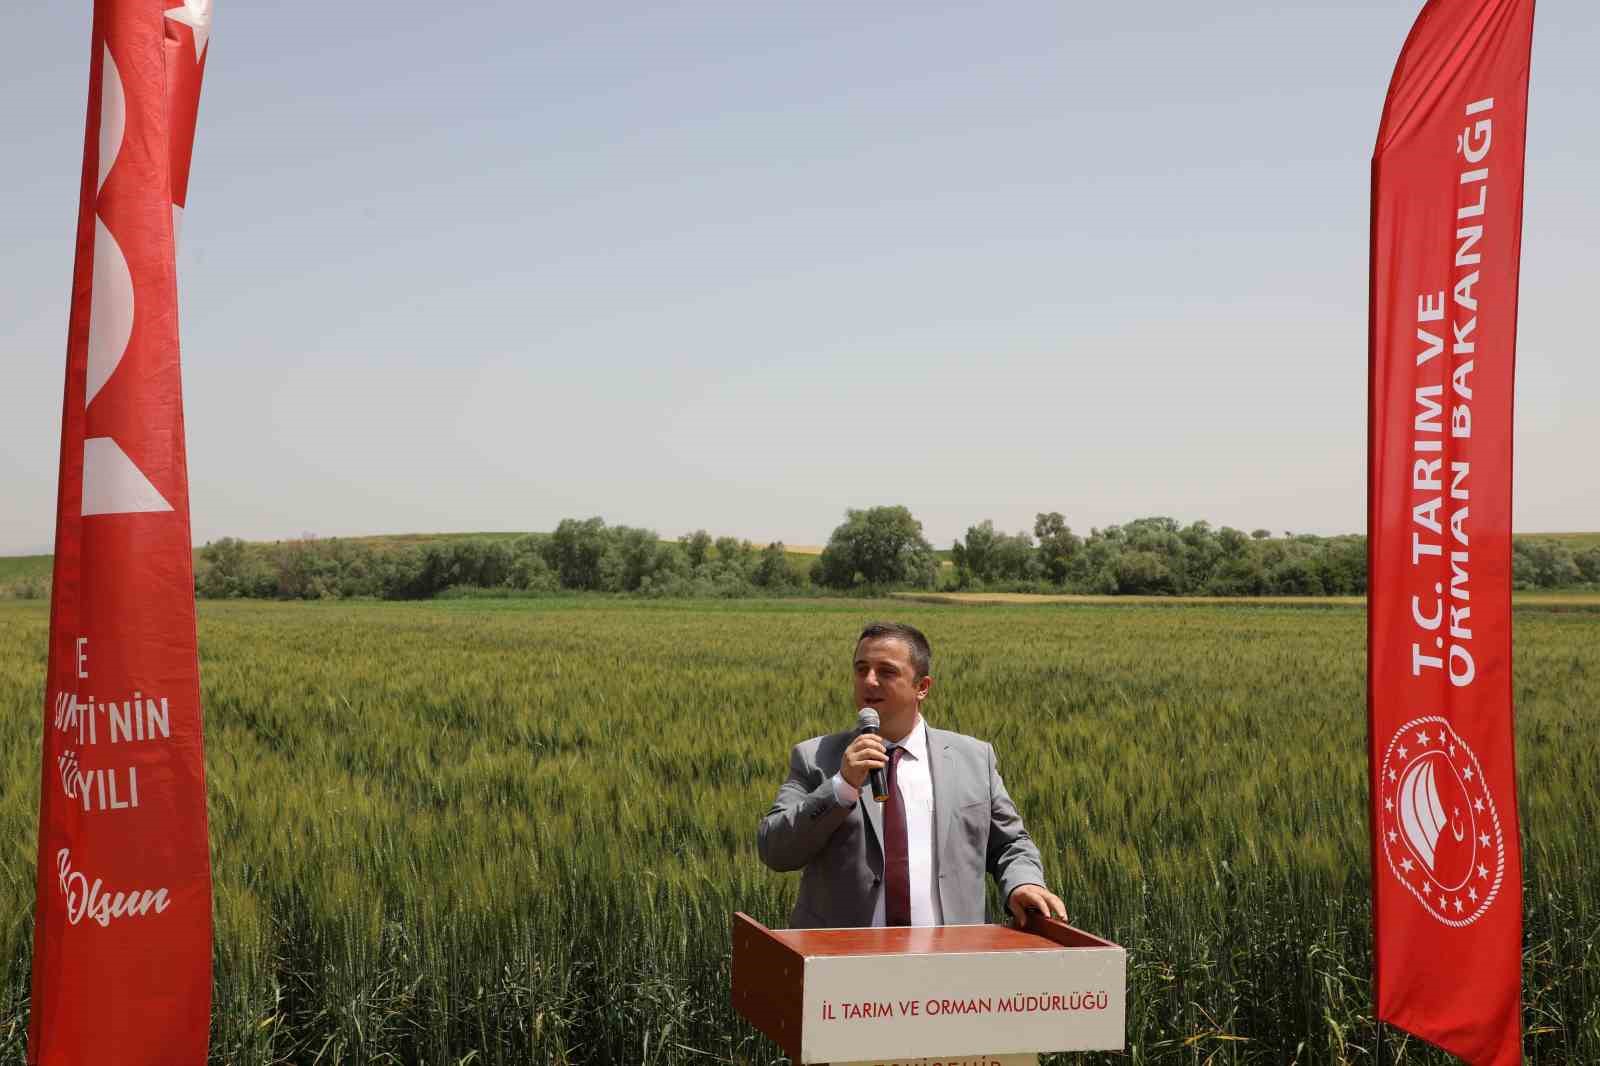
952, 521, 1000, 585
509, 551, 558, 592
1175, 521, 1220, 593
1217, 526, 1251, 558
713, 536, 752, 567
1577, 546, 1600, 585
951, 521, 1036, 584
1206, 554, 1267, 596
1513, 538, 1582, 589
1034, 512, 1081, 585
379, 547, 428, 599
1115, 550, 1176, 595
679, 530, 712, 569
543, 517, 611, 590
989, 529, 1039, 582
273, 539, 341, 600
1265, 555, 1326, 596
1322, 537, 1367, 595
612, 526, 657, 591
814, 506, 937, 590
1067, 533, 1122, 593
611, 526, 684, 591
197, 537, 275, 598
751, 542, 796, 589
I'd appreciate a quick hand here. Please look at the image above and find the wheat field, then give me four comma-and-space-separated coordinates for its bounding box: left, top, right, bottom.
0, 597, 1594, 1064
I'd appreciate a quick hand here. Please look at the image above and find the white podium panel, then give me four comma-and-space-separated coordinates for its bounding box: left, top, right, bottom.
800, 942, 1123, 1064
731, 915, 1125, 1066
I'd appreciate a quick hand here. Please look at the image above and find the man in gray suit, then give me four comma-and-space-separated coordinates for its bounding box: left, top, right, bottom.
758, 621, 1067, 929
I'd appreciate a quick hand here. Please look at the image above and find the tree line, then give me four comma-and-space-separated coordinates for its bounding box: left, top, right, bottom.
181, 507, 1599, 600
941, 511, 1600, 596
191, 520, 805, 601
812, 507, 1376, 596
5, 508, 1595, 601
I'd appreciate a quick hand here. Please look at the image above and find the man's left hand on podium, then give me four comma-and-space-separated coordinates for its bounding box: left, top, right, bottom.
1007, 884, 1067, 928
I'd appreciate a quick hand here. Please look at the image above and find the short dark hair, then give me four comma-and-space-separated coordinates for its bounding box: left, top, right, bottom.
856, 621, 932, 679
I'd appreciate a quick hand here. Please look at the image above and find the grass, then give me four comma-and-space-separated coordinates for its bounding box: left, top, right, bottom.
0, 597, 1595, 1064
1522, 531, 1600, 552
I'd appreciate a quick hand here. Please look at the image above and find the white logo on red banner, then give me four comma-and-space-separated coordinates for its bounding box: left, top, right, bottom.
1379, 716, 1506, 927
164, 0, 213, 60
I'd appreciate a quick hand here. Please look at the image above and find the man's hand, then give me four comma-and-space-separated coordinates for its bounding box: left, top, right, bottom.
840, 733, 887, 790
1007, 884, 1067, 928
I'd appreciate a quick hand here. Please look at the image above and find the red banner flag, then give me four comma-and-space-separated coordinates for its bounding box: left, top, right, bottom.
1368, 2, 1533, 1064
30, 2, 215, 1063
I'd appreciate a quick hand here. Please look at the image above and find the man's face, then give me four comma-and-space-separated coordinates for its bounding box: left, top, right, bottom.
853, 636, 931, 734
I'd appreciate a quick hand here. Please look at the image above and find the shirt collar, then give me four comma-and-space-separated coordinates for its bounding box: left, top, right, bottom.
886, 714, 928, 760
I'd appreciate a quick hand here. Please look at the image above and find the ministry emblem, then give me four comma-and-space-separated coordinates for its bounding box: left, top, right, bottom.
1378, 716, 1506, 926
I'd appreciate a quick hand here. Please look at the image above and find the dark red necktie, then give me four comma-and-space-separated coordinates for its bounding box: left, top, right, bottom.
883, 746, 911, 926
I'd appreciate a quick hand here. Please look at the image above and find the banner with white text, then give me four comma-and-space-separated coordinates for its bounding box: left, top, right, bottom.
30, 2, 215, 1063
1368, 1, 1532, 1064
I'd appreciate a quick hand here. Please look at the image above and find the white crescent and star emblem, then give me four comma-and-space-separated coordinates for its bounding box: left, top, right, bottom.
1379, 715, 1505, 928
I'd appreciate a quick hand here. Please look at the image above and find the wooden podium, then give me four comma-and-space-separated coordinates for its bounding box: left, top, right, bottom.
731, 913, 1126, 1065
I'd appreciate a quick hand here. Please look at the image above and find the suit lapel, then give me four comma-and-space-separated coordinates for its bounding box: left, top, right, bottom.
927, 726, 954, 887
830, 728, 885, 867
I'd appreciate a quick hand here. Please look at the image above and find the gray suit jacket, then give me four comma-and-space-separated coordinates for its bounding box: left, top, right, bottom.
756, 725, 1046, 928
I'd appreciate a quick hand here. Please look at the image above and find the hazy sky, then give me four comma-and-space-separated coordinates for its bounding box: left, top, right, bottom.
3, 2, 1595, 555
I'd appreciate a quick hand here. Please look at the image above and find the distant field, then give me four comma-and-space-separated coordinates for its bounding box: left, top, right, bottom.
0, 556, 51, 583
902, 589, 1600, 609
1533, 531, 1600, 551
900, 591, 1367, 607
0, 596, 1595, 1064
1507, 589, 1600, 607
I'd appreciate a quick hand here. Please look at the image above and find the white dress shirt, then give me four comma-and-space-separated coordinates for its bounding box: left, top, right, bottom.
831, 715, 944, 926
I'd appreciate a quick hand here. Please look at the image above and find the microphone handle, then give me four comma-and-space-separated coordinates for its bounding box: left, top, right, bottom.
859, 721, 890, 803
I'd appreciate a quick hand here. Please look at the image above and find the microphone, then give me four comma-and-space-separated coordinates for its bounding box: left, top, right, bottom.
856, 708, 889, 803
